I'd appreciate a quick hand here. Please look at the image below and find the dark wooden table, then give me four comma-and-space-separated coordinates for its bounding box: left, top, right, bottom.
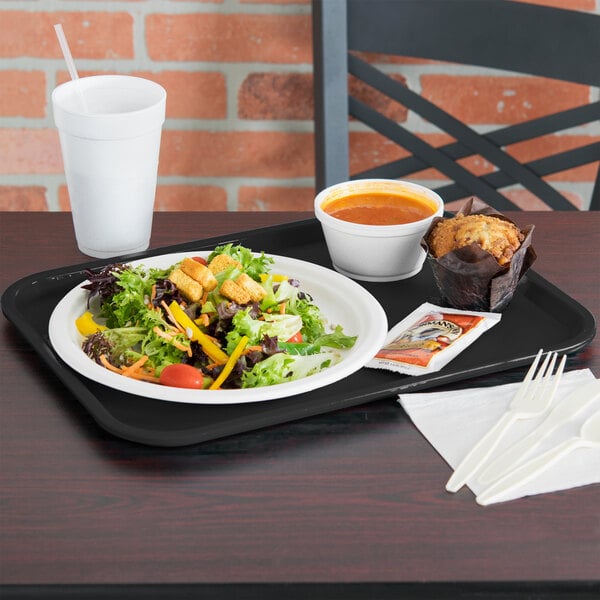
1, 211, 599, 599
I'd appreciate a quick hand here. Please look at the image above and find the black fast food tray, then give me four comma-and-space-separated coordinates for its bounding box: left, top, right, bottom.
1, 218, 596, 447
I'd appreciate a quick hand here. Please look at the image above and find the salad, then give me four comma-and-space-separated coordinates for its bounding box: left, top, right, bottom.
75, 244, 357, 391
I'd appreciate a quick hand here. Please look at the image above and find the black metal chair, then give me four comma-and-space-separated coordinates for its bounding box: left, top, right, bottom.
312, 0, 600, 210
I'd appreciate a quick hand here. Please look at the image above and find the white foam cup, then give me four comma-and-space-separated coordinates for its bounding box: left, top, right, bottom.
315, 179, 444, 281
52, 75, 166, 258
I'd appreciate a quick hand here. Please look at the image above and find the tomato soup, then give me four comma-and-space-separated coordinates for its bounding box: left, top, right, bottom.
323, 191, 436, 225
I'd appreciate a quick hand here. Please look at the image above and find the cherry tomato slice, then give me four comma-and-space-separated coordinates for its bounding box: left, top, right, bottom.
286, 331, 303, 344
192, 256, 208, 266
159, 364, 204, 389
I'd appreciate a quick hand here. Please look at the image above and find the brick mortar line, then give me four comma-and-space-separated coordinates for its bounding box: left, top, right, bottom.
1, 58, 314, 70
0, 0, 591, 15
2, 117, 596, 134
157, 175, 314, 185
163, 120, 314, 132
9, 61, 570, 79
347, 118, 600, 136
0, 0, 310, 16
3, 174, 587, 189
0, 119, 315, 131
13, 119, 599, 136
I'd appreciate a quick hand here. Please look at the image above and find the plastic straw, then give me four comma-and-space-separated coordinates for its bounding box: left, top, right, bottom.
54, 23, 89, 112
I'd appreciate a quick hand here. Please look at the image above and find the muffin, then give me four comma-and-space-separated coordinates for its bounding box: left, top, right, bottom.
428, 213, 524, 267
422, 198, 536, 312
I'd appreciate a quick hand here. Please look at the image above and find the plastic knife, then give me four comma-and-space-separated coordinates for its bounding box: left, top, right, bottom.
476, 408, 600, 506
478, 379, 600, 486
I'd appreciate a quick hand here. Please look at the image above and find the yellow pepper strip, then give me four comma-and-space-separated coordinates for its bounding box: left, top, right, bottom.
168, 301, 229, 364
75, 311, 107, 336
260, 273, 288, 283
209, 336, 248, 390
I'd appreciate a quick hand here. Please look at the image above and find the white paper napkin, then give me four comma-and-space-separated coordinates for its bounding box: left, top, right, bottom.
398, 369, 600, 505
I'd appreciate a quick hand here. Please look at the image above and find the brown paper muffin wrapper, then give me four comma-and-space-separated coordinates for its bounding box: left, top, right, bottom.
421, 198, 536, 312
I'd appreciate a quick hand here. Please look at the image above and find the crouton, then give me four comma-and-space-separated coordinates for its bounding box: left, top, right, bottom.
236, 273, 267, 302
208, 254, 243, 275
180, 257, 218, 292
219, 279, 251, 304
168, 268, 203, 303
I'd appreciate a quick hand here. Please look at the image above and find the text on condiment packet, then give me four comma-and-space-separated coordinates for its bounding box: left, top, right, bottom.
366, 302, 501, 376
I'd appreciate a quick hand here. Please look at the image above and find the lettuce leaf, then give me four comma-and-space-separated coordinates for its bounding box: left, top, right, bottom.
208, 243, 274, 281
226, 309, 302, 354
241, 351, 340, 388
95, 265, 190, 372
313, 325, 357, 349
100, 265, 168, 328
259, 278, 326, 342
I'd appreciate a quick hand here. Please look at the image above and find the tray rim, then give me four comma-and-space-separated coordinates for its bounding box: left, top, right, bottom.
1, 217, 597, 447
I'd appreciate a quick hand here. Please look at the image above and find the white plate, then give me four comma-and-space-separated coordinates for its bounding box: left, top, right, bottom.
48, 252, 388, 404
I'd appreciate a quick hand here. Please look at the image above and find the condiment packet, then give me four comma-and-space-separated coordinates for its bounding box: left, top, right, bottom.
366, 302, 501, 375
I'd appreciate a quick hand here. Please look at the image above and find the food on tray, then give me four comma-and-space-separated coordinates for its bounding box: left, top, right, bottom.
77, 244, 357, 391
322, 190, 437, 225
428, 214, 524, 266
422, 198, 536, 312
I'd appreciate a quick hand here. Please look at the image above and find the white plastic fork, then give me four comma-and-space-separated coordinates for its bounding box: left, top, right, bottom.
446, 349, 566, 493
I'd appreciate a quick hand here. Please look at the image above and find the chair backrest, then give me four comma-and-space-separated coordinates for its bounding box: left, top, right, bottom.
312, 0, 600, 210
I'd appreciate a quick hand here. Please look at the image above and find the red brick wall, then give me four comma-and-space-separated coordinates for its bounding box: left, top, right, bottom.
0, 0, 597, 212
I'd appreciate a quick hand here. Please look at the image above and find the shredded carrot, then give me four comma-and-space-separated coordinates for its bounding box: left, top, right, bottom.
172, 339, 192, 355
153, 326, 192, 356
279, 301, 287, 315
121, 355, 149, 377
128, 372, 160, 383
99, 354, 123, 374
99, 353, 160, 383
162, 300, 186, 333
150, 284, 157, 304
153, 326, 174, 341
244, 345, 263, 354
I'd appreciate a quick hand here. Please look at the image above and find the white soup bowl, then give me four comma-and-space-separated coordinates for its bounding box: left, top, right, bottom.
314, 179, 444, 282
